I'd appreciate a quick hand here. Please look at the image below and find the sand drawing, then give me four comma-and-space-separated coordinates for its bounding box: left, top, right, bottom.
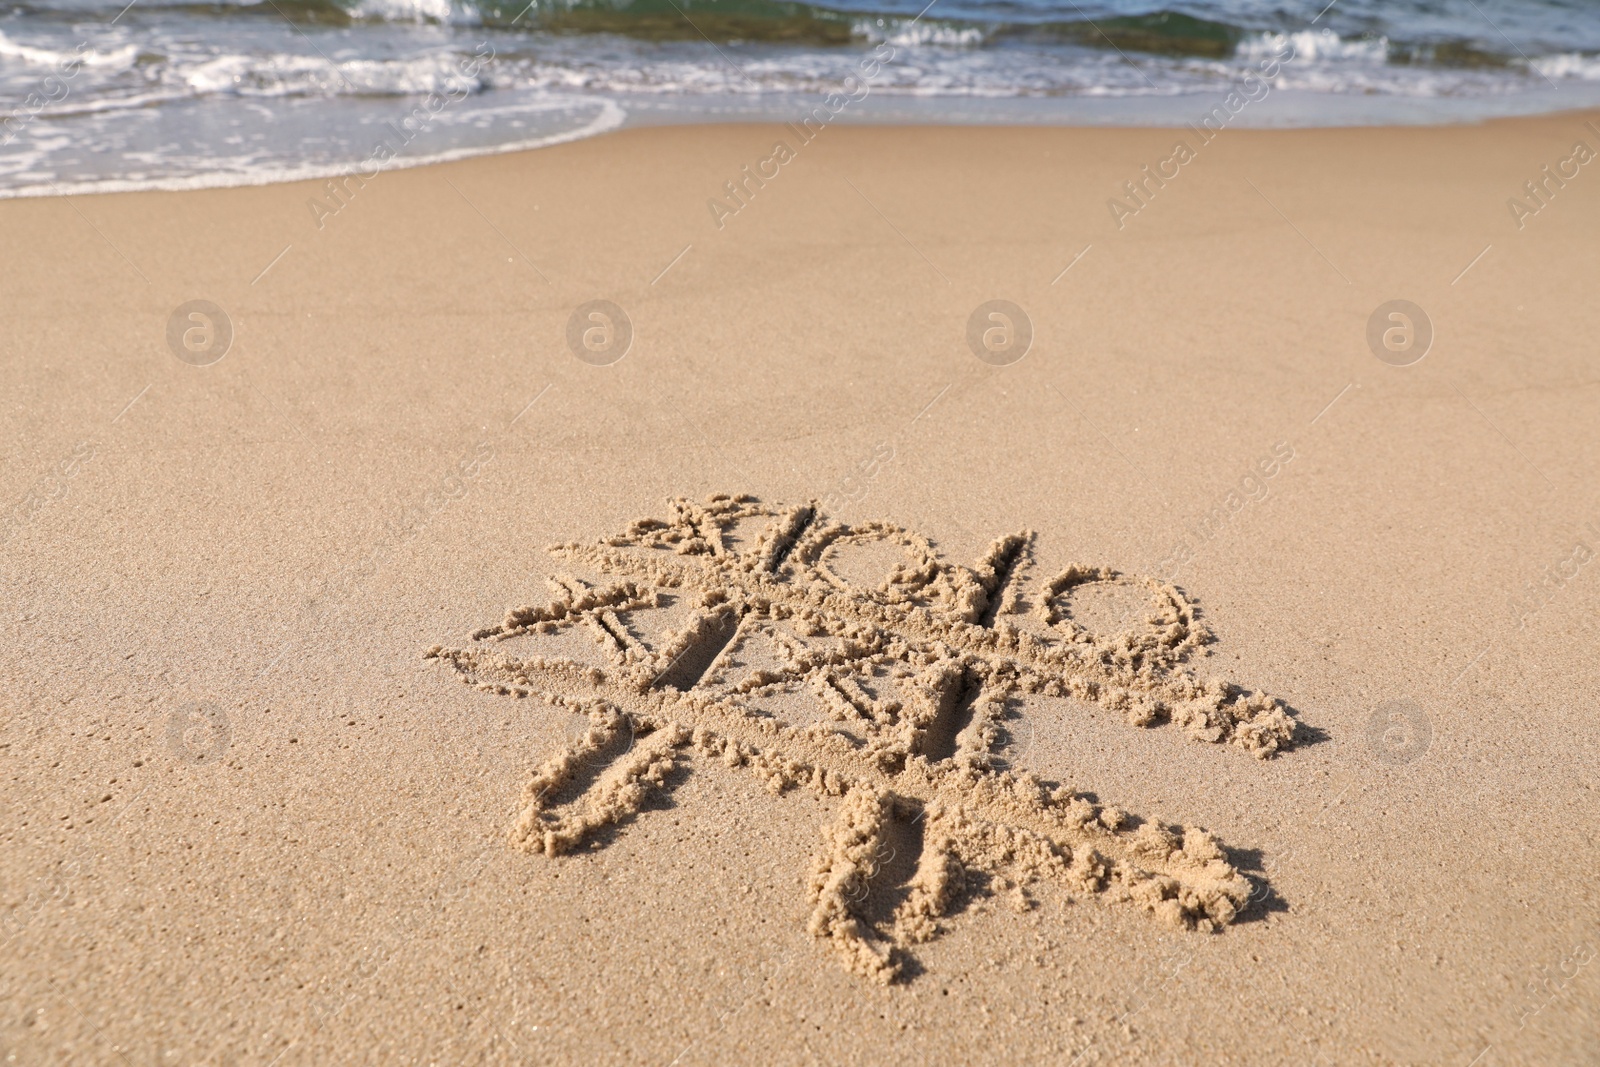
426, 494, 1297, 982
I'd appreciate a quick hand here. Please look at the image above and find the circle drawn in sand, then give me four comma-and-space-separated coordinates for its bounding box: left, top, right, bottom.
1366, 300, 1432, 367
566, 300, 632, 366
966, 300, 1032, 366
816, 528, 926, 594
1365, 699, 1431, 765
166, 300, 233, 366
1047, 575, 1155, 640
167, 701, 231, 765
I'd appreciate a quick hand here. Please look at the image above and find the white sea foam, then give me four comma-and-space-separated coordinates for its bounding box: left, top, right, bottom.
1533, 52, 1600, 80
854, 19, 986, 48
0, 30, 139, 70
351, 0, 478, 23
175, 50, 487, 97
0, 95, 624, 198
1235, 29, 1389, 65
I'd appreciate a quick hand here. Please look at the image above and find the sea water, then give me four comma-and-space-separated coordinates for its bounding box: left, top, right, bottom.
2, 0, 1598, 196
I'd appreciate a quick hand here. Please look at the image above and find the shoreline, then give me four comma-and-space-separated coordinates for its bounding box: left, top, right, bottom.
6, 94, 1600, 202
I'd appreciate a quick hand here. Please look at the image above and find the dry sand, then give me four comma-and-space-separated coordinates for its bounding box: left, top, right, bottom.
2, 113, 1599, 1065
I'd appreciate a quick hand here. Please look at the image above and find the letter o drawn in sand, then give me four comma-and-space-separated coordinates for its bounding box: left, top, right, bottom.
1366, 300, 1433, 367
166, 300, 234, 366
966, 300, 1032, 366
1365, 699, 1432, 765
566, 300, 632, 366
167, 701, 231, 765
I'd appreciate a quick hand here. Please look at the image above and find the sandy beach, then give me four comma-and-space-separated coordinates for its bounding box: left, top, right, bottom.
3, 113, 1599, 1064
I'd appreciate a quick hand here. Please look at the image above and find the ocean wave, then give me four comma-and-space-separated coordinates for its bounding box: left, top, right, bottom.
1533, 52, 1600, 80
0, 30, 139, 70
0, 0, 485, 27
0, 93, 625, 198
7, 26, 1594, 116
5, 0, 1600, 199
1235, 29, 1388, 65
350, 0, 478, 24
177, 49, 488, 97
54, 39, 1599, 108
853, 19, 986, 48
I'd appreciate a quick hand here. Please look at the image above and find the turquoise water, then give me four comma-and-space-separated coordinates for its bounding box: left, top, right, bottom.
3, 0, 1599, 195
